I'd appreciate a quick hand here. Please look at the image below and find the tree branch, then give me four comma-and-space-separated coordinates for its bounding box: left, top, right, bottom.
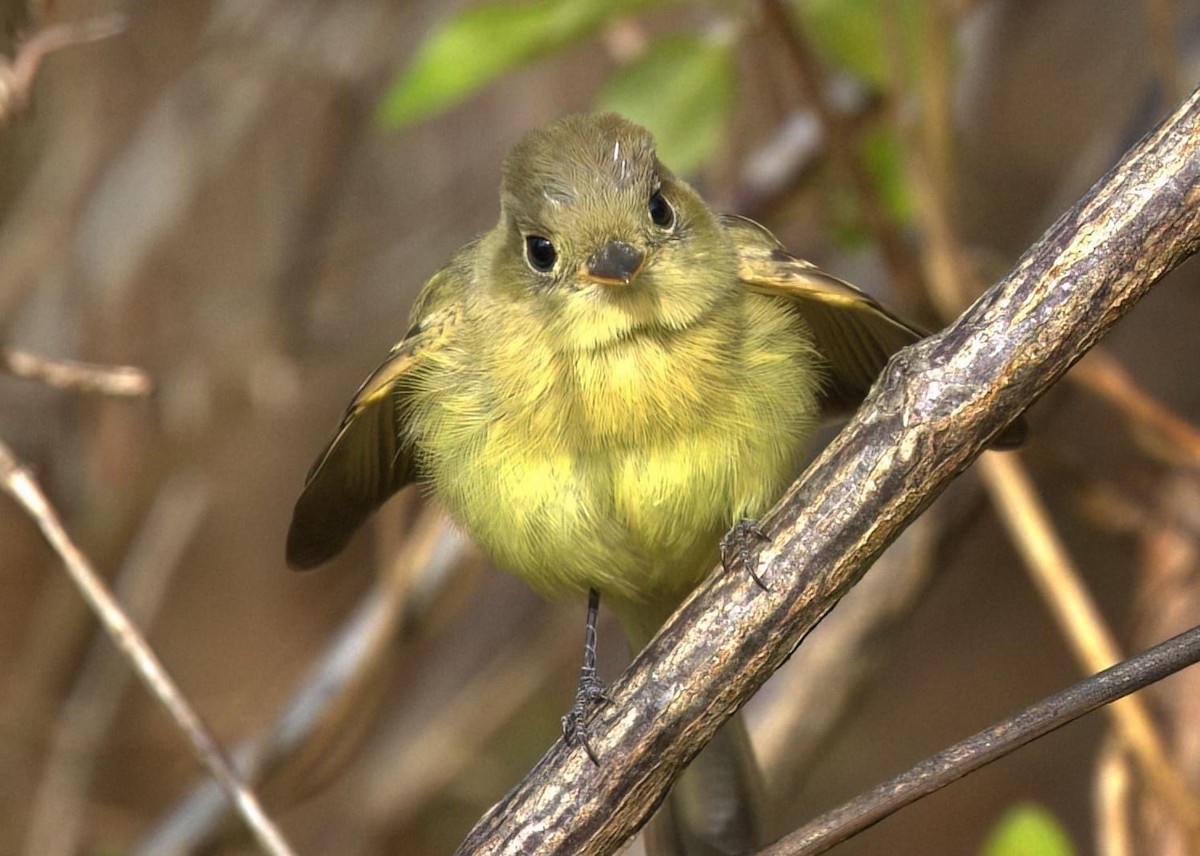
0, 13, 126, 125
1, 346, 153, 397
0, 443, 294, 856
758, 624, 1200, 856
454, 86, 1200, 855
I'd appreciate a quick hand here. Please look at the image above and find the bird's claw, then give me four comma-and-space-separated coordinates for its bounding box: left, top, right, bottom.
561, 674, 608, 765
721, 518, 771, 590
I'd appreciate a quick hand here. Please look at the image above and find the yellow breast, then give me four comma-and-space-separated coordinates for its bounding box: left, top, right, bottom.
408, 290, 822, 611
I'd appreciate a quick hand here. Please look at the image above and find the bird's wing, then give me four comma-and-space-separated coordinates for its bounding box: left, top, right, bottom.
286, 285, 461, 570
723, 213, 924, 416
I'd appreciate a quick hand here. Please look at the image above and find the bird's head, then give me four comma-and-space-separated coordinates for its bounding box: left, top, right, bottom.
488, 113, 737, 351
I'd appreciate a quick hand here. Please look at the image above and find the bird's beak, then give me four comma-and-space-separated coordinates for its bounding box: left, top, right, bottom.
582, 241, 645, 285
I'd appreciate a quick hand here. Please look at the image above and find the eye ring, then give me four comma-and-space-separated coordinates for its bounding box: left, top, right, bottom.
524, 235, 557, 272
649, 190, 674, 229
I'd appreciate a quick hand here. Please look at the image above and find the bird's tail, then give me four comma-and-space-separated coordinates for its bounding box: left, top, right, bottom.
650, 710, 764, 855
615, 598, 765, 856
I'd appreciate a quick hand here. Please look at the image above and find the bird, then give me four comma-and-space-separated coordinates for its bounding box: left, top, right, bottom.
286, 112, 1021, 853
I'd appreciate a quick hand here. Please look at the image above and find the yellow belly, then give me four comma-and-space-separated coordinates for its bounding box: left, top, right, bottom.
410, 292, 821, 613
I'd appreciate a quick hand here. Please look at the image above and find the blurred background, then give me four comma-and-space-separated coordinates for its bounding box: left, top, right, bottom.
1, 0, 1199, 854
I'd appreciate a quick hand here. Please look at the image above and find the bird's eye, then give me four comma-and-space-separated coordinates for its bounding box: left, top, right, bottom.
649, 190, 674, 229
524, 235, 557, 272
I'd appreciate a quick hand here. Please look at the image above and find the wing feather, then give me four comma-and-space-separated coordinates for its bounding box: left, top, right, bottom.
723, 213, 923, 415
286, 301, 458, 570
724, 214, 1026, 446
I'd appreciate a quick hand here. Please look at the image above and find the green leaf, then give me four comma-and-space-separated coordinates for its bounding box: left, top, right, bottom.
594, 35, 736, 176
982, 803, 1076, 856
822, 122, 912, 250
795, 0, 920, 87
380, 0, 669, 128
860, 124, 912, 225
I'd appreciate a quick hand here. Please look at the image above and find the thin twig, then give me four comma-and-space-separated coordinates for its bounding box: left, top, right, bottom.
136, 508, 472, 856
1095, 739, 1134, 856
980, 453, 1200, 837
353, 607, 583, 832
22, 475, 209, 856
879, 0, 974, 317
757, 625, 1200, 856
0, 441, 294, 856
1070, 349, 1200, 467
1129, 471, 1200, 850
912, 1, 958, 223
734, 91, 884, 220
0, 13, 127, 124
1, 346, 153, 397
879, 4, 1200, 834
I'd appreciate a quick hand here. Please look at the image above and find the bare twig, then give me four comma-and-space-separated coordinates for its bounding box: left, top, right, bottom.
22, 475, 209, 856
757, 625, 1200, 856
911, 2, 959, 224
1130, 471, 1200, 850
981, 453, 1200, 834
734, 89, 884, 220
1095, 739, 1134, 856
1070, 349, 1200, 467
879, 0, 973, 317
0, 13, 127, 124
352, 607, 582, 832
1, 346, 153, 397
136, 508, 473, 855
454, 85, 1200, 856
880, 3, 1200, 833
0, 442, 294, 856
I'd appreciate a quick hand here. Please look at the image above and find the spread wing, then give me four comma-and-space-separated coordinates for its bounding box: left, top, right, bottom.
723, 213, 924, 416
724, 214, 1026, 446
286, 296, 459, 570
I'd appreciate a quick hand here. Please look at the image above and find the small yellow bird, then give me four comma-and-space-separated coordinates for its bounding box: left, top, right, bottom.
287, 113, 930, 617
287, 113, 1018, 852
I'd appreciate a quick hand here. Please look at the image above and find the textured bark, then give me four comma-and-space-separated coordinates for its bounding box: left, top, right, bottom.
455, 86, 1200, 856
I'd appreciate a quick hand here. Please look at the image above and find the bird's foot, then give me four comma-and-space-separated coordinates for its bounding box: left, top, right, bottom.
721, 518, 771, 590
561, 672, 608, 766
